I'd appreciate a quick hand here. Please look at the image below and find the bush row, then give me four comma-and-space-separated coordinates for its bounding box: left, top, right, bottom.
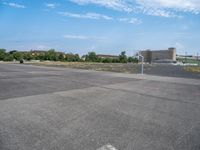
0, 49, 138, 63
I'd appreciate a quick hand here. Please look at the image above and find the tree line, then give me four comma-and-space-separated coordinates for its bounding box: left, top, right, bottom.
0, 48, 138, 63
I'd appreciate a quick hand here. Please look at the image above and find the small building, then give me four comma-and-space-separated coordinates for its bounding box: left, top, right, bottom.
30, 50, 46, 56
140, 48, 176, 63
97, 54, 118, 59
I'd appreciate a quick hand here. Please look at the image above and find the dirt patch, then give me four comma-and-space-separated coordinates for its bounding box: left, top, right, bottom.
184, 66, 200, 73
25, 61, 139, 74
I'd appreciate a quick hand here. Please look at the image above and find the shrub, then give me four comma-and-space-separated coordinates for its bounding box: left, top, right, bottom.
102, 58, 112, 63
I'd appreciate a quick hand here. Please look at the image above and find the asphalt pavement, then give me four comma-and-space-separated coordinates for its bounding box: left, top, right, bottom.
139, 64, 200, 79
0, 63, 200, 150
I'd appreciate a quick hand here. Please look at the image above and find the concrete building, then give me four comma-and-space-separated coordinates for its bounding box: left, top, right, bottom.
140, 48, 176, 63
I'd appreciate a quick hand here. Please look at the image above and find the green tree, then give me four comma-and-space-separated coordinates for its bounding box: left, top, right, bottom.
3, 54, 14, 61
23, 52, 33, 61
45, 49, 59, 61
9, 50, 17, 54
112, 58, 120, 63
58, 53, 64, 61
127, 57, 139, 63
119, 51, 128, 63
13, 52, 22, 61
0, 49, 6, 60
65, 53, 80, 62
35, 53, 45, 60
128, 56, 134, 62
74, 54, 80, 62
133, 57, 139, 63
85, 52, 98, 62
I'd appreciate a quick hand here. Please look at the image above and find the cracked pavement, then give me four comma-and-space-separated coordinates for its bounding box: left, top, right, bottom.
0, 63, 200, 150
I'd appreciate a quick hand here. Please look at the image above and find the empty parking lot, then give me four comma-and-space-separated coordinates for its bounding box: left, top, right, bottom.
0, 63, 200, 150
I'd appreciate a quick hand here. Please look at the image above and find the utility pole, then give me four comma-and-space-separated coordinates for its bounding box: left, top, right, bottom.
197, 53, 199, 66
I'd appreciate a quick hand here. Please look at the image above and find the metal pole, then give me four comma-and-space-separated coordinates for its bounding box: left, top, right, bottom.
138, 52, 144, 75
141, 56, 144, 75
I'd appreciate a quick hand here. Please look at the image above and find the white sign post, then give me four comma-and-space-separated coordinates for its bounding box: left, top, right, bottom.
137, 52, 144, 75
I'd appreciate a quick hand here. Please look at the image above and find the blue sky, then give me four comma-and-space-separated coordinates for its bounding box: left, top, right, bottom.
0, 0, 200, 55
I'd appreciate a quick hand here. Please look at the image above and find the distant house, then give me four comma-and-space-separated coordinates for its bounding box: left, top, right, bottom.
81, 55, 87, 60
30, 50, 47, 56
140, 48, 176, 63
97, 54, 118, 59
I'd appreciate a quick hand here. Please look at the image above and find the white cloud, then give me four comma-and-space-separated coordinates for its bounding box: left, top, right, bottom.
139, 7, 178, 18
58, 12, 113, 20
63, 34, 107, 40
136, 0, 200, 13
70, 0, 200, 17
59, 11, 142, 25
119, 17, 142, 24
3, 2, 26, 8
45, 3, 59, 9
70, 0, 133, 12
